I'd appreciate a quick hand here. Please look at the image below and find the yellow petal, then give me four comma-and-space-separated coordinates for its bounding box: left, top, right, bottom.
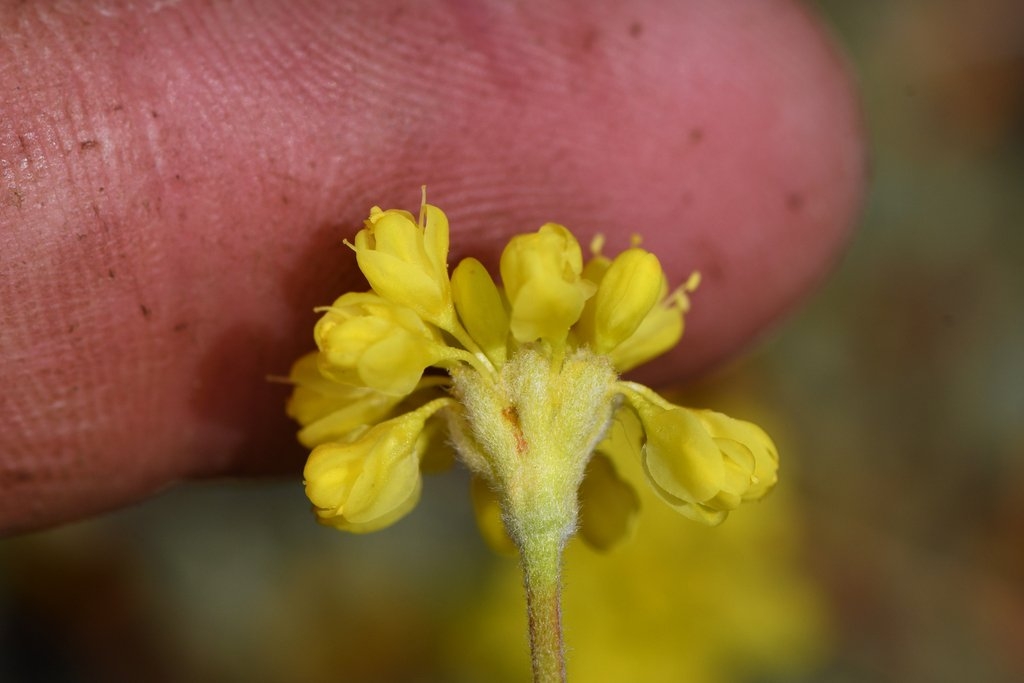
285, 351, 361, 425
607, 285, 685, 372
674, 501, 729, 526
586, 248, 665, 354
286, 352, 402, 448
303, 398, 453, 532
362, 210, 426, 263
314, 292, 447, 396
295, 397, 399, 449
356, 249, 446, 317
315, 478, 422, 533
499, 223, 595, 345
508, 277, 591, 345
303, 427, 417, 523
356, 326, 442, 395
421, 203, 450, 281
353, 204, 453, 324
615, 382, 724, 504
696, 410, 779, 501
452, 257, 510, 366
619, 384, 777, 523
639, 405, 725, 504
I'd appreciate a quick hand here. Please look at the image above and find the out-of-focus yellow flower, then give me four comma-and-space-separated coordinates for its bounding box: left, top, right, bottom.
449, 474, 828, 683
287, 192, 778, 549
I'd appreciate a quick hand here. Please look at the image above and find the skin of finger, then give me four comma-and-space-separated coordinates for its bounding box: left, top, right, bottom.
0, 0, 865, 533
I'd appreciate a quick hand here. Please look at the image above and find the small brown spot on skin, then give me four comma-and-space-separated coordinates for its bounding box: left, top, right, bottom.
689, 127, 704, 144
629, 21, 644, 38
173, 322, 188, 332
150, 110, 159, 118
67, 323, 78, 333
786, 192, 805, 212
79, 140, 99, 151
0, 467, 34, 486
108, 269, 115, 278
140, 305, 151, 319
8, 188, 24, 208
581, 27, 599, 52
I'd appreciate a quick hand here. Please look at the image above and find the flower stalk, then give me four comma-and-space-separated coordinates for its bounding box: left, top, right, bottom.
520, 528, 568, 683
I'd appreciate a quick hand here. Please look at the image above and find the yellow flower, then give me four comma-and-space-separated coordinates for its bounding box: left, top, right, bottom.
608, 272, 700, 373
616, 386, 779, 525
285, 351, 404, 448
304, 397, 453, 533
499, 223, 596, 346
287, 194, 778, 547
313, 291, 450, 396
575, 247, 665, 355
351, 197, 454, 328
451, 257, 510, 367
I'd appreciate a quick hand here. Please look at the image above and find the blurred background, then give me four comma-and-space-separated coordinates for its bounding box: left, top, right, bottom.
3, 2, 1023, 681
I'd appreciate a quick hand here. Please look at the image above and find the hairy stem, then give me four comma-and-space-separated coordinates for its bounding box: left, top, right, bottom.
519, 531, 567, 683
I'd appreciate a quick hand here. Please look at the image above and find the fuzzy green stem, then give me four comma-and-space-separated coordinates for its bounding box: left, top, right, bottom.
519, 531, 567, 683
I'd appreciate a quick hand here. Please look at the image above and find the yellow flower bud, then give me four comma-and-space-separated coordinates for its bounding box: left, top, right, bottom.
285, 351, 403, 448
451, 257, 510, 367
621, 387, 775, 525
314, 292, 445, 396
304, 398, 453, 533
636, 403, 728, 503
499, 223, 596, 345
353, 202, 453, 325
576, 247, 665, 355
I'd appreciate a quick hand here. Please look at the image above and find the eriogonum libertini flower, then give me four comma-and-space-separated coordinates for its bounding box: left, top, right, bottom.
285, 191, 779, 681
287, 192, 778, 540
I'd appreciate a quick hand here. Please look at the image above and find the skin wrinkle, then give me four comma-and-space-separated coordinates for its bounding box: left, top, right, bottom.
0, 0, 864, 533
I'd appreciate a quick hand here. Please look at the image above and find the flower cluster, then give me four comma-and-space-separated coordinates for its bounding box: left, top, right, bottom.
286, 195, 778, 550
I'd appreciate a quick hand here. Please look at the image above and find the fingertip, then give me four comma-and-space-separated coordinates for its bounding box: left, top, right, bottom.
399, 0, 865, 377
